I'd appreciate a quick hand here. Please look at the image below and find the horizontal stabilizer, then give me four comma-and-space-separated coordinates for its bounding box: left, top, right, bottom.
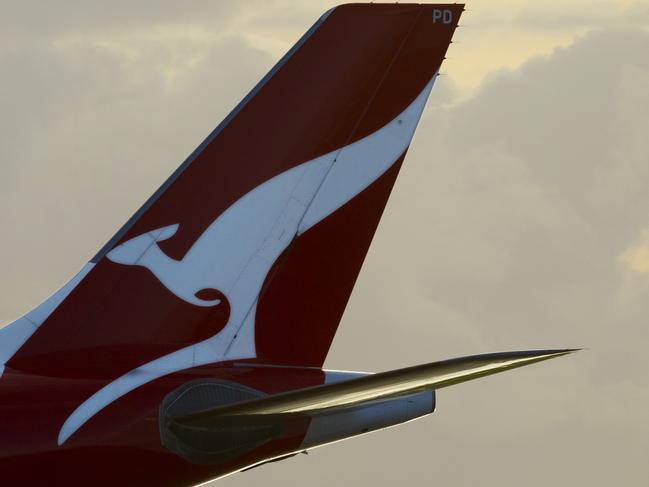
174, 349, 577, 427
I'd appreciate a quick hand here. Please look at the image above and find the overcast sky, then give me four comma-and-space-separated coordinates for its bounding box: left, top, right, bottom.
1, 1, 649, 485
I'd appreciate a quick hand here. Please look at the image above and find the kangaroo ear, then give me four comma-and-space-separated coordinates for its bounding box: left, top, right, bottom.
106, 224, 179, 265
154, 224, 179, 242
106, 233, 151, 264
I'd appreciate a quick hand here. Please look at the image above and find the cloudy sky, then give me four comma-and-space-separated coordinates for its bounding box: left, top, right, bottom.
1, 1, 648, 485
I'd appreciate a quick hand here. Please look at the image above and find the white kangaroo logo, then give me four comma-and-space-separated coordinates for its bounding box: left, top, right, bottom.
59, 79, 436, 446
105, 80, 433, 312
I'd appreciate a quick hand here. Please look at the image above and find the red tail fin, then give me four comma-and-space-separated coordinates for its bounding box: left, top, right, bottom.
3, 4, 463, 379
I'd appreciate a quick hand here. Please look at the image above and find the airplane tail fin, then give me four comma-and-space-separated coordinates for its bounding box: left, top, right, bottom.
2, 4, 463, 379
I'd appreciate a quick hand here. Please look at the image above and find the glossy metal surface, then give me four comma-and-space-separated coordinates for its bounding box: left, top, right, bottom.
175, 350, 576, 424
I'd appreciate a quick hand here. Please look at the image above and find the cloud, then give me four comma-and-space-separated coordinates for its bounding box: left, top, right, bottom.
513, 1, 649, 31
441, 0, 649, 97
621, 229, 649, 273
317, 27, 649, 487
0, 26, 272, 319
0, 1, 242, 43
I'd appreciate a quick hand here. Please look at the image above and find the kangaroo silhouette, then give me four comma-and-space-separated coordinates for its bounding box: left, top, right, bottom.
105, 80, 431, 311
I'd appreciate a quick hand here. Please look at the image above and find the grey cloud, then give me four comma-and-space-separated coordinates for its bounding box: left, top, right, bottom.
427, 30, 649, 352
245, 0, 331, 30
0, 1, 242, 42
512, 1, 649, 31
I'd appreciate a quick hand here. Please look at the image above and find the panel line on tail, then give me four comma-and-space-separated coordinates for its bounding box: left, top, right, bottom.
294, 6, 424, 234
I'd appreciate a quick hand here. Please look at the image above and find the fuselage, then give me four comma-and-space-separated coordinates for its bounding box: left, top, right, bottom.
0, 363, 433, 486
